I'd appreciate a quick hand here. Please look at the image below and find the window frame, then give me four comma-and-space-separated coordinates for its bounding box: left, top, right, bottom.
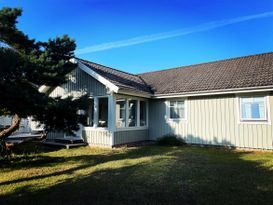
85, 97, 95, 127
139, 100, 148, 127
166, 98, 187, 121
115, 97, 148, 131
116, 99, 127, 128
83, 95, 109, 130
238, 95, 270, 124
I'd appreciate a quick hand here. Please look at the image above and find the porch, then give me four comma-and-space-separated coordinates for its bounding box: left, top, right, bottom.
81, 93, 149, 147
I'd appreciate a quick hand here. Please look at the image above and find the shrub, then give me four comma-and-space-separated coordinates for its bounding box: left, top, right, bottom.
157, 134, 186, 146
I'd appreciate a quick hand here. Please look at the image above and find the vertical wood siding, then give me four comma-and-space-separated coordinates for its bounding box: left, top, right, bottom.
149, 94, 273, 150
47, 132, 65, 139
114, 129, 149, 145
82, 129, 112, 147
50, 67, 107, 98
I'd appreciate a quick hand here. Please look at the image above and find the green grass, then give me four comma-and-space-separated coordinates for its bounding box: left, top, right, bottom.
1, 144, 273, 205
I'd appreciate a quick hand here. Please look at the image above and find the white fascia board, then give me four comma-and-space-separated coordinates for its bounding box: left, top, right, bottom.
38, 85, 51, 93
153, 86, 273, 99
77, 60, 119, 93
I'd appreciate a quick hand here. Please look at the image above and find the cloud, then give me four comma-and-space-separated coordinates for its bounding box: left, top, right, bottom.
76, 11, 273, 54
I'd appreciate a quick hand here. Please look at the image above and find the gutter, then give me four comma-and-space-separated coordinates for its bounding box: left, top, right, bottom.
152, 85, 273, 99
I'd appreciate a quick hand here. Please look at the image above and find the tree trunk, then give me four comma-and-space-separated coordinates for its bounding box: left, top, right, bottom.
0, 114, 21, 140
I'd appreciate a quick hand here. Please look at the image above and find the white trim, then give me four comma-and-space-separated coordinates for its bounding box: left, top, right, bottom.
165, 98, 187, 122
137, 100, 140, 127
77, 60, 119, 93
236, 94, 271, 125
93, 97, 99, 128
116, 99, 127, 128
139, 100, 148, 127
108, 94, 116, 132
83, 127, 108, 131
153, 86, 273, 99
38, 85, 50, 93
115, 96, 149, 130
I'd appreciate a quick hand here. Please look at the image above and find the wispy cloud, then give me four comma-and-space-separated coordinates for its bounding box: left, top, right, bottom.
76, 11, 273, 54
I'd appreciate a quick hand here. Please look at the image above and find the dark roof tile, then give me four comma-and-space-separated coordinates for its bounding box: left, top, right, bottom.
77, 52, 273, 96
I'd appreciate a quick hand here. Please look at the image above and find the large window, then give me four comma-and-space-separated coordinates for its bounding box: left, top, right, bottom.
140, 101, 147, 126
128, 100, 137, 127
86, 99, 94, 126
240, 96, 267, 121
115, 98, 148, 129
169, 100, 185, 119
98, 98, 108, 127
116, 100, 126, 128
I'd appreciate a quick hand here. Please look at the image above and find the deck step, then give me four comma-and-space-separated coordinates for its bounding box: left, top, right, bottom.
42, 139, 87, 149
54, 138, 85, 144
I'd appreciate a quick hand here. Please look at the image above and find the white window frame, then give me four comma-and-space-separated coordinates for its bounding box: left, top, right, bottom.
116, 99, 127, 128
83, 95, 109, 131
139, 100, 148, 127
166, 98, 187, 121
115, 96, 149, 131
237, 95, 271, 125
85, 97, 95, 127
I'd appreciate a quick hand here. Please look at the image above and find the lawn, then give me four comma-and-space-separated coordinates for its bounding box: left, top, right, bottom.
1, 144, 273, 205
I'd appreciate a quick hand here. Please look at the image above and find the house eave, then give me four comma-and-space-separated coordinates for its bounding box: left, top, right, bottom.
118, 88, 152, 98
152, 85, 273, 99
76, 59, 119, 93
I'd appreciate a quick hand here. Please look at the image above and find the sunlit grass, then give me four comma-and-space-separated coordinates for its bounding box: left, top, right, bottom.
1, 145, 273, 204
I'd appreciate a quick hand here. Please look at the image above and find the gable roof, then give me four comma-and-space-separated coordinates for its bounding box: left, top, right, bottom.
77, 58, 152, 95
77, 52, 273, 97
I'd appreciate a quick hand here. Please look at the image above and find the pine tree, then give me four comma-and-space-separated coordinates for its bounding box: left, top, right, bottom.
0, 7, 88, 142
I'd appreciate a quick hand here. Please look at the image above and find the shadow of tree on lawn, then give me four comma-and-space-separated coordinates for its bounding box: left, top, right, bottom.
1, 143, 273, 205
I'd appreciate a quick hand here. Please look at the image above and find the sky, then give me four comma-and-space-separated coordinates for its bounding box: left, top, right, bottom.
1, 0, 273, 73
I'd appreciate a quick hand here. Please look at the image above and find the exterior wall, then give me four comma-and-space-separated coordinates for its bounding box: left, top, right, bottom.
47, 67, 109, 141
47, 132, 65, 139
114, 129, 149, 145
149, 93, 273, 150
0, 116, 31, 133
50, 67, 107, 98
82, 129, 112, 147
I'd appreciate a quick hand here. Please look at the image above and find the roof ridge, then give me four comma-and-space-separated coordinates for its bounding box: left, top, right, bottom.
137, 51, 273, 75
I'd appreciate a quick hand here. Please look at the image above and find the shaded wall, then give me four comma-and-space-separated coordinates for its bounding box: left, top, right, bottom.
149, 93, 273, 149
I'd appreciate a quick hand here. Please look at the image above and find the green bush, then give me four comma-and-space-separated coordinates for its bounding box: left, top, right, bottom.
157, 134, 186, 146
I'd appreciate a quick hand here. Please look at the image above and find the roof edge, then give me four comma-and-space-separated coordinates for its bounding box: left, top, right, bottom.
77, 59, 119, 93
152, 85, 273, 99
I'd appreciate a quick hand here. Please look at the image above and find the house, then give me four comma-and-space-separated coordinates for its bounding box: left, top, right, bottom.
0, 116, 42, 133
35, 52, 273, 149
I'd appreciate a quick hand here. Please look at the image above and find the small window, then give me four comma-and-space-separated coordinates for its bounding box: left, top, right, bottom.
240, 96, 267, 121
128, 100, 137, 127
140, 101, 147, 126
169, 100, 185, 119
86, 99, 94, 126
98, 98, 108, 127
116, 100, 126, 128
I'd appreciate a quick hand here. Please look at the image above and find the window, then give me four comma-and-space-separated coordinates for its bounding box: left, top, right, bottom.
140, 101, 147, 126
86, 99, 94, 126
116, 100, 126, 128
128, 100, 137, 127
240, 96, 267, 121
115, 98, 148, 129
98, 98, 108, 127
169, 100, 185, 119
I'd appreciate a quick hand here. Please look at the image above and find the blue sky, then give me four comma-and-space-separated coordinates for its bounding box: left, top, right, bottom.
1, 0, 273, 73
